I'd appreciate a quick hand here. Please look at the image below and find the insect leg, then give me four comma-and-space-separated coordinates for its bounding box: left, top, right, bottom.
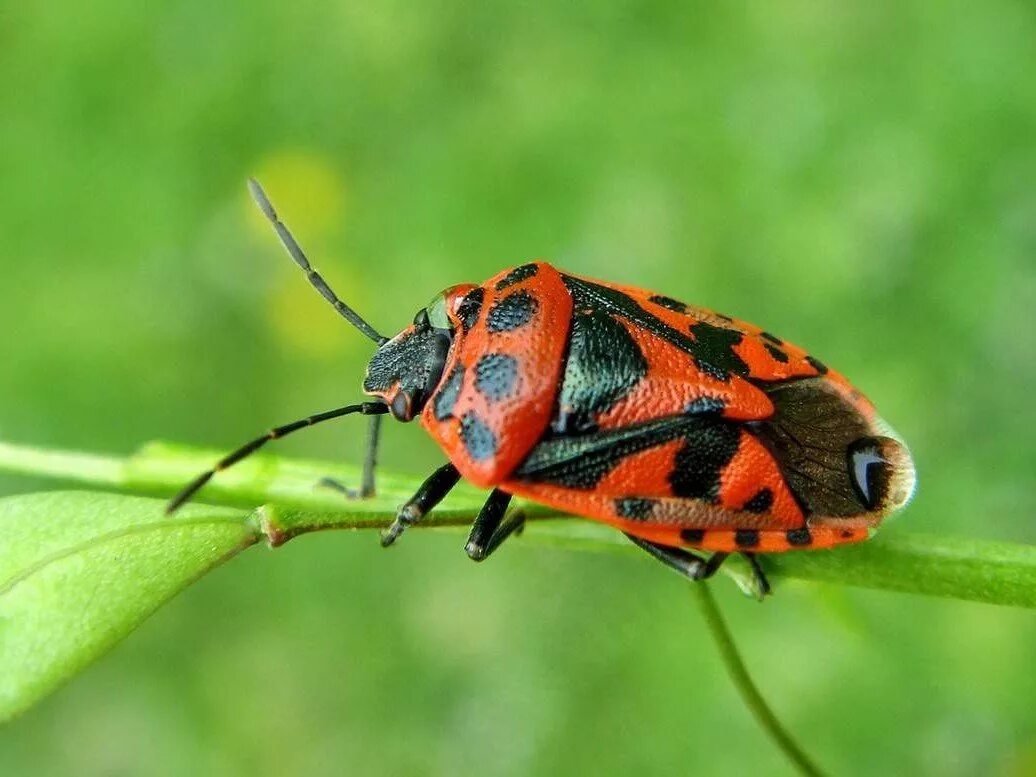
740, 552, 772, 596
380, 462, 461, 547
359, 413, 382, 497
316, 413, 383, 498
465, 489, 525, 562
624, 534, 730, 581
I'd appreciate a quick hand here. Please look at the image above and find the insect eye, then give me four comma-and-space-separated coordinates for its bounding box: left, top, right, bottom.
425, 293, 452, 331
413, 309, 431, 329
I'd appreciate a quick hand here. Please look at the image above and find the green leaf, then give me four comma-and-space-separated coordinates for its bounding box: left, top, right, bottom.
0, 491, 257, 722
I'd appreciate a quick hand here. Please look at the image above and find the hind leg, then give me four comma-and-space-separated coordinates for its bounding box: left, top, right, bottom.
625, 534, 771, 595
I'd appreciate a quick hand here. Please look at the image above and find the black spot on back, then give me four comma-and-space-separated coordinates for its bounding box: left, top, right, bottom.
456, 288, 484, 332
614, 497, 657, 520
786, 527, 812, 546
562, 275, 749, 381
806, 355, 828, 375
486, 290, 538, 333
685, 396, 727, 415
680, 528, 705, 543
648, 295, 688, 314
765, 343, 790, 363
687, 321, 749, 381
474, 353, 519, 402
433, 365, 465, 421
743, 488, 773, 513
460, 412, 497, 461
735, 529, 760, 548
554, 311, 648, 434
761, 331, 783, 346
495, 263, 539, 290
668, 422, 742, 501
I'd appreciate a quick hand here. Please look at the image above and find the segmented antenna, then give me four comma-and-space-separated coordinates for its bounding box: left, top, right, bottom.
247, 178, 387, 345
165, 401, 389, 514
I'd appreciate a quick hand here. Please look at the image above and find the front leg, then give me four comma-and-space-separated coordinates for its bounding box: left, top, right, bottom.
381, 462, 461, 547
318, 414, 384, 498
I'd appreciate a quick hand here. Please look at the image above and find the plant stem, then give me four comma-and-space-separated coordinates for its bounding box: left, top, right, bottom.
1, 439, 1035, 608
691, 583, 826, 777
0, 442, 123, 487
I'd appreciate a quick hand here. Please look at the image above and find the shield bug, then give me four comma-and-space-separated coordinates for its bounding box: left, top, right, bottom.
168, 181, 916, 595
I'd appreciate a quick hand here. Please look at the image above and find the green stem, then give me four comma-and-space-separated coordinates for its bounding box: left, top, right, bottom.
0, 442, 123, 487
1, 439, 1035, 608
691, 584, 826, 777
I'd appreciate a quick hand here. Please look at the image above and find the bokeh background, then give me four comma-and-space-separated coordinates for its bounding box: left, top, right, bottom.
2, 2, 1035, 775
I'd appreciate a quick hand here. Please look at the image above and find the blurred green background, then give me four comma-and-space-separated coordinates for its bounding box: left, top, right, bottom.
2, 1, 1035, 775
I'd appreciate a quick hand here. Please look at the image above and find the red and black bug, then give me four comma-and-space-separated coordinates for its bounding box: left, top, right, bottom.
168, 180, 916, 594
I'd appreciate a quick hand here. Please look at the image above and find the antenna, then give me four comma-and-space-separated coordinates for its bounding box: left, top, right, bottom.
166, 401, 389, 514
247, 178, 387, 345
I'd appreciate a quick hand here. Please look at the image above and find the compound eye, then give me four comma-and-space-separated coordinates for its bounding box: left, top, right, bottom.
426, 293, 452, 331
412, 308, 431, 329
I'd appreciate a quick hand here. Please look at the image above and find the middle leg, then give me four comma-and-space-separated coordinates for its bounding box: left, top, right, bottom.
465, 489, 526, 562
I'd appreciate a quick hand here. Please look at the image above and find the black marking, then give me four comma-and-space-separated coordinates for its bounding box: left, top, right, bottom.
714, 313, 734, 323
668, 423, 741, 501
648, 294, 689, 314
456, 288, 484, 332
687, 321, 749, 381
563, 275, 749, 381
735, 529, 760, 548
460, 412, 497, 461
806, 355, 828, 375
680, 528, 705, 543
614, 497, 658, 520
743, 488, 773, 514
685, 396, 727, 415
786, 527, 813, 546
433, 365, 465, 421
474, 353, 519, 402
517, 414, 718, 489
761, 331, 783, 346
553, 310, 648, 434
486, 290, 538, 333
765, 343, 790, 363
495, 263, 539, 290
